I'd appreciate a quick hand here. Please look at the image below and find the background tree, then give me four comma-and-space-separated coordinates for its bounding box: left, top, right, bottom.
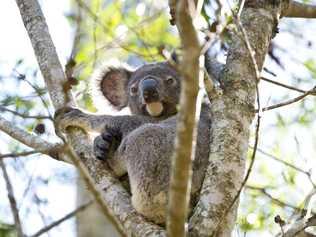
1, 0, 316, 236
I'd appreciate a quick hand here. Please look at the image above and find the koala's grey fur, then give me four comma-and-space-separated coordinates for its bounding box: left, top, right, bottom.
56, 61, 212, 224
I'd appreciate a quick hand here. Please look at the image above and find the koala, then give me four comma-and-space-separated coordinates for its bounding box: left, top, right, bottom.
56, 61, 212, 224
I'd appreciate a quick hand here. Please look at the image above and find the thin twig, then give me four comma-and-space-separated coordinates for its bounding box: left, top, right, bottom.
75, 0, 157, 58
34, 194, 52, 237
29, 201, 93, 237
237, 0, 245, 17
98, 9, 164, 58
261, 86, 316, 112
0, 150, 40, 159
0, 158, 24, 237
34, 205, 52, 237
261, 77, 315, 95
246, 185, 304, 212
18, 159, 38, 210
254, 147, 316, 188
0, 105, 52, 120
13, 70, 53, 118
113, 4, 156, 61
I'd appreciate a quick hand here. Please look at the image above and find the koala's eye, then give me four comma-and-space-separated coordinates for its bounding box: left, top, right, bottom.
130, 85, 138, 95
166, 76, 176, 85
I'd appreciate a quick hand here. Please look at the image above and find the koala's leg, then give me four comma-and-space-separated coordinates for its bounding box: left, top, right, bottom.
118, 123, 176, 224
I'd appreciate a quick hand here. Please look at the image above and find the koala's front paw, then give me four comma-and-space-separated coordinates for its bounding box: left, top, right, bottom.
54, 107, 85, 133
93, 128, 122, 161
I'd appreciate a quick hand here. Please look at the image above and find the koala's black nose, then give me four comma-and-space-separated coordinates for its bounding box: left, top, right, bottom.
141, 78, 159, 103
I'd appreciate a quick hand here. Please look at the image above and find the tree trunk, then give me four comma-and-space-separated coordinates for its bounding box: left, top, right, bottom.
189, 1, 283, 236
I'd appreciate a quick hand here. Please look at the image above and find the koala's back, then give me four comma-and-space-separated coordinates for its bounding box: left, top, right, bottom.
118, 103, 211, 223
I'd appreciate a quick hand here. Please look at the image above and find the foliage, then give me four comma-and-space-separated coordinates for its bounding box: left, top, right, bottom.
70, 0, 179, 111
0, 222, 16, 237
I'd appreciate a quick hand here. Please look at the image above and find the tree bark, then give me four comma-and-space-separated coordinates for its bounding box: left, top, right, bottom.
15, 0, 164, 236
166, 1, 201, 236
189, 1, 282, 236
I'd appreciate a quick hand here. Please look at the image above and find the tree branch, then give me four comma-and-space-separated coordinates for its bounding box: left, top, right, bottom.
15, 0, 165, 236
246, 185, 306, 212
14, 71, 53, 118
211, 5, 263, 235
0, 150, 40, 159
166, 1, 201, 236
283, 0, 316, 18
255, 147, 316, 187
189, 2, 282, 236
262, 86, 316, 112
0, 105, 51, 120
281, 215, 316, 237
15, 0, 72, 109
29, 201, 93, 237
279, 190, 316, 237
0, 158, 24, 237
0, 115, 62, 159
261, 77, 315, 95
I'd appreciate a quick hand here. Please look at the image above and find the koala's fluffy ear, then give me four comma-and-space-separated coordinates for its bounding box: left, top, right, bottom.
95, 66, 132, 110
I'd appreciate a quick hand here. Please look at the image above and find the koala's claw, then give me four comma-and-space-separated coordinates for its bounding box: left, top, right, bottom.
93, 128, 122, 161
94, 136, 109, 160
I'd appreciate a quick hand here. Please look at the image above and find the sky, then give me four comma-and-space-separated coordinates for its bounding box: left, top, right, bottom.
0, 0, 73, 69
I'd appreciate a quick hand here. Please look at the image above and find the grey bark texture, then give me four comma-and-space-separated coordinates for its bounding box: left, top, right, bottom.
166, 0, 201, 236
0, 115, 63, 159
189, 2, 283, 236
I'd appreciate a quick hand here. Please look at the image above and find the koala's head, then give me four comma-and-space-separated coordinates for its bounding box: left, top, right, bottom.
96, 62, 181, 118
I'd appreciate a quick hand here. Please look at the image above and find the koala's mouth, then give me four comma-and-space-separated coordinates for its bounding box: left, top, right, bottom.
145, 101, 164, 117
